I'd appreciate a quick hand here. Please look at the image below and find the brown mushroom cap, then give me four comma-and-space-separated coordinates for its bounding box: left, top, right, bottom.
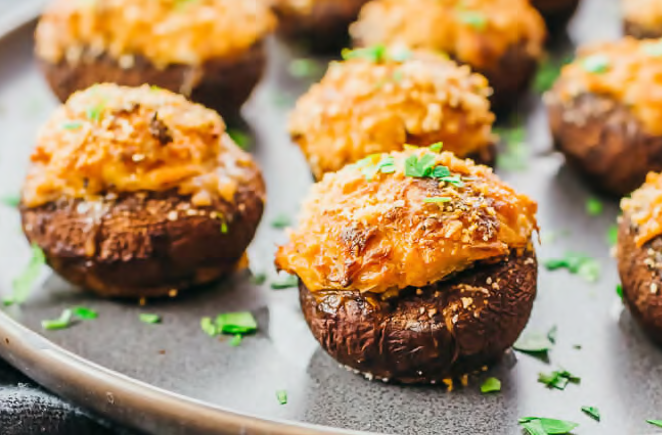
289, 48, 495, 179
299, 247, 537, 383
20, 84, 265, 297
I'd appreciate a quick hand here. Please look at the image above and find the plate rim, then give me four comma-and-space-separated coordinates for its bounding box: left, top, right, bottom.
0, 8, 375, 435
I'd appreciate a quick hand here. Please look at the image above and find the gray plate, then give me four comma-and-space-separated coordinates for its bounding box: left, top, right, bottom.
0, 1, 659, 434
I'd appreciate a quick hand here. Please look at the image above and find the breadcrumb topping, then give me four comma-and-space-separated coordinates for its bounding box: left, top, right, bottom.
622, 172, 662, 247
275, 148, 538, 295
553, 37, 662, 136
35, 0, 275, 67
289, 49, 495, 178
624, 0, 662, 30
23, 84, 260, 208
350, 0, 545, 69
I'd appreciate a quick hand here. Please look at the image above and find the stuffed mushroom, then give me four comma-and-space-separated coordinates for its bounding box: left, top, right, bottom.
275, 148, 538, 383
618, 172, 662, 345
20, 84, 265, 298
531, 0, 580, 31
623, 0, 662, 39
269, 0, 370, 52
35, 0, 275, 120
289, 47, 496, 179
546, 38, 662, 196
350, 0, 546, 113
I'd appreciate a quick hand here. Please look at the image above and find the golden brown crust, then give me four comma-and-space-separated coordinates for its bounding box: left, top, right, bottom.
621, 173, 662, 246
39, 42, 267, 119
20, 185, 264, 298
35, 0, 275, 67
623, 0, 662, 38
269, 0, 370, 51
546, 91, 662, 197
23, 84, 263, 208
275, 148, 538, 295
617, 212, 662, 345
299, 248, 537, 383
552, 38, 662, 137
350, 0, 545, 70
289, 49, 495, 178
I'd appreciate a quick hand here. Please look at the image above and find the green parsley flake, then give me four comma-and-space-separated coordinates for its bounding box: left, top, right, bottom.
429, 142, 443, 153
423, 197, 452, 204
216, 311, 258, 335
228, 129, 250, 150
519, 417, 579, 435
544, 253, 600, 283
276, 389, 288, 405
648, 420, 662, 428
581, 406, 600, 422
533, 55, 572, 93
229, 334, 242, 347
72, 306, 98, 320
585, 197, 603, 216
616, 284, 623, 299
547, 325, 557, 344
513, 332, 553, 355
250, 272, 267, 285
271, 274, 299, 289
7, 244, 46, 306
139, 313, 161, 324
86, 102, 105, 122
220, 221, 228, 234
201, 317, 217, 336
582, 54, 610, 74
480, 377, 501, 394
342, 45, 388, 63
0, 194, 20, 208
607, 225, 618, 246
356, 154, 396, 180
62, 121, 83, 130
403, 154, 461, 185
538, 369, 580, 390
271, 213, 292, 229
457, 10, 488, 30
41, 309, 73, 331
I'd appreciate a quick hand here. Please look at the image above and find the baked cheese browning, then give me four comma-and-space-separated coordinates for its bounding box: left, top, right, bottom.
622, 172, 662, 247
275, 148, 538, 295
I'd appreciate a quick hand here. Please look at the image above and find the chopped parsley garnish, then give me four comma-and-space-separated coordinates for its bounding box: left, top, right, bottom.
456, 10, 488, 30
533, 55, 573, 93
216, 312, 257, 335
585, 197, 603, 216
480, 377, 501, 394
228, 129, 250, 150
276, 389, 288, 405
607, 225, 618, 246
72, 306, 98, 320
582, 54, 610, 74
0, 194, 20, 208
201, 317, 217, 336
250, 271, 267, 285
41, 309, 73, 331
513, 332, 553, 355
581, 406, 600, 422
648, 420, 662, 428
271, 213, 292, 229
230, 334, 242, 347
220, 221, 228, 234
86, 102, 105, 122
538, 369, 580, 390
62, 121, 83, 130
404, 153, 462, 186
342, 45, 388, 63
270, 274, 298, 289
6, 244, 46, 306
495, 125, 527, 171
355, 154, 397, 180
616, 284, 623, 299
519, 417, 579, 435
547, 325, 557, 344
423, 197, 452, 203
644, 41, 662, 57
429, 142, 443, 153
544, 253, 600, 283
139, 313, 161, 324
288, 58, 321, 78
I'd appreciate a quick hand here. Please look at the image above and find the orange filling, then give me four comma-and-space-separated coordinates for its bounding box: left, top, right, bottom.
554, 37, 662, 136
275, 148, 538, 295
23, 84, 257, 208
622, 172, 662, 247
350, 0, 545, 69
